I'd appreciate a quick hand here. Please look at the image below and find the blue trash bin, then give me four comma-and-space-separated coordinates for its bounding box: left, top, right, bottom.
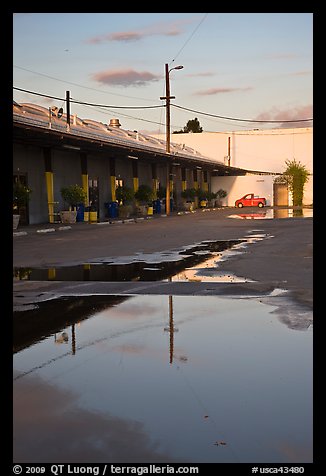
153, 199, 161, 214
107, 201, 118, 218
76, 204, 85, 222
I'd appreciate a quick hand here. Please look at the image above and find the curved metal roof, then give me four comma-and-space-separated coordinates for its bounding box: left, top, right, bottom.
13, 101, 251, 174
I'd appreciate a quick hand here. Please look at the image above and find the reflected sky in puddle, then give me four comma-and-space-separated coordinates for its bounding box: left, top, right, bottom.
13, 294, 312, 464
13, 237, 270, 284
228, 208, 313, 220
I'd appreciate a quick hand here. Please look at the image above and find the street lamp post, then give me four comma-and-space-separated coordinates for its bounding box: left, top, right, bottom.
160, 63, 183, 215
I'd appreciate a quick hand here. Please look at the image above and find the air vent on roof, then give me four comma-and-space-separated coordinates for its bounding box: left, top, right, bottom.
109, 118, 121, 128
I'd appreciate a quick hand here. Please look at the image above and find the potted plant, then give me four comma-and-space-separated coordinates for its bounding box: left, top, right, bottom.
60, 184, 87, 223
116, 185, 135, 218
134, 184, 155, 216
180, 188, 197, 211
215, 189, 227, 207
13, 180, 32, 229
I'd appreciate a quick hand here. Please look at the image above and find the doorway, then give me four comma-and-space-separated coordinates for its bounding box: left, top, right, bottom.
88, 178, 99, 213
273, 182, 288, 206
13, 174, 29, 225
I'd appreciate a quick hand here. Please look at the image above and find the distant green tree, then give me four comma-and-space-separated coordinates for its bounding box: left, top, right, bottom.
173, 117, 203, 134
282, 159, 310, 206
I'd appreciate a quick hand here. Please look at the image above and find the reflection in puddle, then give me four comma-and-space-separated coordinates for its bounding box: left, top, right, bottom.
13, 239, 259, 284
13, 294, 312, 463
228, 207, 313, 220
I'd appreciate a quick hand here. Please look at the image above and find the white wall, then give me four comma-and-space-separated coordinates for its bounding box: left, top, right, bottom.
152, 127, 313, 205
212, 175, 276, 207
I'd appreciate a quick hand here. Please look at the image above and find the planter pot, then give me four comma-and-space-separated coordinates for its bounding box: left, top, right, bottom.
118, 205, 133, 219
13, 214, 20, 230
136, 205, 148, 216
184, 202, 194, 211
89, 211, 98, 222
60, 210, 77, 224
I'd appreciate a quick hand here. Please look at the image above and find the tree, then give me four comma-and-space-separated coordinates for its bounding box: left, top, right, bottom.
134, 184, 155, 204
115, 185, 135, 205
60, 185, 87, 209
282, 159, 310, 206
13, 181, 32, 213
173, 117, 203, 134
180, 188, 197, 201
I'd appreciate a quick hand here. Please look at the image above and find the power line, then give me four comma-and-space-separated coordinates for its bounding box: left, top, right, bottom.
74, 101, 166, 127
13, 87, 163, 110
170, 13, 209, 65
13, 86, 313, 125
172, 103, 313, 124
13, 65, 157, 103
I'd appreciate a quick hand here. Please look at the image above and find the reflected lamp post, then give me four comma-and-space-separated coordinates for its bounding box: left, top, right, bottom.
160, 63, 184, 215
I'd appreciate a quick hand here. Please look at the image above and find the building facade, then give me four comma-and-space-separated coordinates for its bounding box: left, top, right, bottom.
154, 127, 313, 206
13, 102, 249, 225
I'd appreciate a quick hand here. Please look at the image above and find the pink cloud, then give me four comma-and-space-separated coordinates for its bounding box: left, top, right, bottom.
255, 105, 313, 127
288, 70, 312, 76
92, 68, 160, 87
87, 18, 195, 44
194, 86, 253, 96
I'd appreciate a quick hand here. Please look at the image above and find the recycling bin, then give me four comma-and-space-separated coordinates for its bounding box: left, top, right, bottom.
76, 204, 85, 222
153, 199, 161, 214
105, 201, 118, 218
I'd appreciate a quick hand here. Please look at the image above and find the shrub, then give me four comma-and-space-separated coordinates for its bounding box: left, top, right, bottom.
60, 184, 87, 208
134, 184, 155, 204
13, 181, 32, 212
115, 185, 135, 204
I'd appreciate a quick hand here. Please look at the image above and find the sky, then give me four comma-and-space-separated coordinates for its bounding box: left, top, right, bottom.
13, 12, 313, 135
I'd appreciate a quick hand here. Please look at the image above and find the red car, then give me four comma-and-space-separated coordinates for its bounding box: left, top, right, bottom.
235, 193, 266, 208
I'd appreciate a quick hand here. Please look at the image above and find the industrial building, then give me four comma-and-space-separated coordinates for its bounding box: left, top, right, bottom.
154, 127, 313, 207
13, 101, 253, 225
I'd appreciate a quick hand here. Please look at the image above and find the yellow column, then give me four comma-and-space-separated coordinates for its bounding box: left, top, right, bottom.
133, 177, 139, 193
45, 171, 54, 223
48, 268, 56, 280
152, 178, 158, 199
81, 173, 89, 205
182, 180, 187, 192
81, 173, 89, 222
110, 176, 116, 201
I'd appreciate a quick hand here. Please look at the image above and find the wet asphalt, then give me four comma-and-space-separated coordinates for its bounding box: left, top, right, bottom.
13, 207, 313, 310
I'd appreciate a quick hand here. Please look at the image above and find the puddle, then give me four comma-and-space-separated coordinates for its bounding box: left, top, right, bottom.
13, 239, 258, 284
228, 207, 313, 220
13, 294, 313, 463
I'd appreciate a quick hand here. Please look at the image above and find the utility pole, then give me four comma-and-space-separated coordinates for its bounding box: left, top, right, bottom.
160, 63, 183, 215
66, 90, 70, 132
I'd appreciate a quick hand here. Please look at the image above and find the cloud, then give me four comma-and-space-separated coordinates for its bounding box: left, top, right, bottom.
288, 70, 312, 76
255, 105, 313, 128
265, 53, 299, 60
92, 68, 161, 87
87, 19, 193, 44
194, 86, 253, 96
13, 372, 177, 463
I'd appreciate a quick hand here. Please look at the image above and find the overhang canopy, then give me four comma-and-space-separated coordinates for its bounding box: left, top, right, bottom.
13, 102, 256, 176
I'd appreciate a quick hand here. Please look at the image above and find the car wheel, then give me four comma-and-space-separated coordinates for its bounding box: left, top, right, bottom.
238, 203, 243, 208
258, 202, 264, 208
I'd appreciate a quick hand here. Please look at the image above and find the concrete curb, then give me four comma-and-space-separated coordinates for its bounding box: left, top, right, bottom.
12, 208, 223, 236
